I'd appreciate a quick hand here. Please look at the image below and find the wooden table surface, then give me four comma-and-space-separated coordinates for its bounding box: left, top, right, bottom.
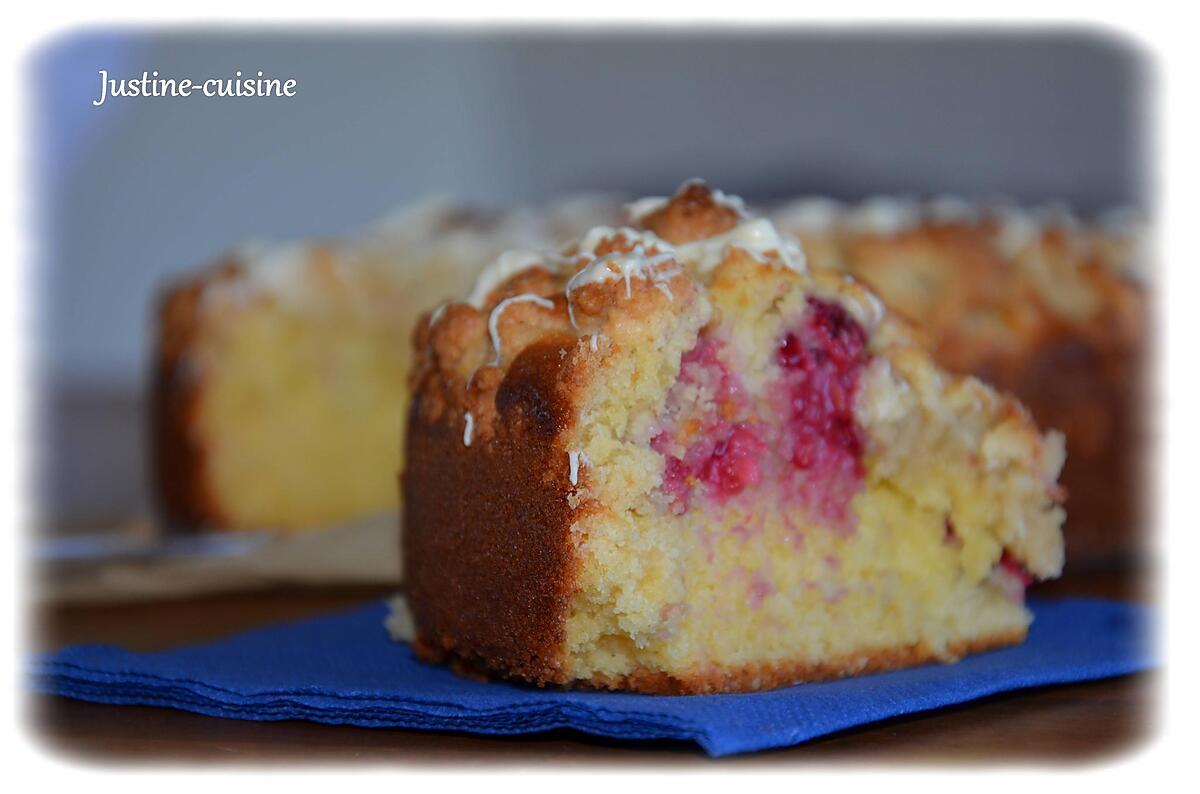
29, 567, 1155, 766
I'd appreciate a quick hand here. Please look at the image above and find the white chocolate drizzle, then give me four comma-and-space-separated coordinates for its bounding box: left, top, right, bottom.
384, 594, 415, 642
835, 274, 888, 329
568, 450, 591, 486
709, 185, 750, 218
462, 411, 474, 447
568, 247, 678, 299
625, 196, 669, 222
487, 293, 555, 365
676, 217, 806, 273
467, 250, 545, 308
563, 228, 680, 328
575, 225, 670, 258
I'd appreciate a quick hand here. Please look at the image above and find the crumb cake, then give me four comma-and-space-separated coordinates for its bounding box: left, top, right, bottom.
771, 197, 1147, 565
153, 196, 619, 532
402, 181, 1066, 694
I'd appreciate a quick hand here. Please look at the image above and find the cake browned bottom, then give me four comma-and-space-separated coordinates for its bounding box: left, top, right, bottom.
410, 628, 1028, 695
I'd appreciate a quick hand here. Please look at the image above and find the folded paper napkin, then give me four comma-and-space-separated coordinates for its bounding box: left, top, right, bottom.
32, 598, 1152, 757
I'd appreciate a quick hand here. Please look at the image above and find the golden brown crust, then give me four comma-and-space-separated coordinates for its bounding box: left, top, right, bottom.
402, 337, 583, 685
400, 214, 704, 685
640, 180, 741, 244
411, 626, 1027, 695
149, 262, 239, 531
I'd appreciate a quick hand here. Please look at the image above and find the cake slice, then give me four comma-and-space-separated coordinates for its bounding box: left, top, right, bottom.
402, 181, 1066, 693
153, 196, 618, 533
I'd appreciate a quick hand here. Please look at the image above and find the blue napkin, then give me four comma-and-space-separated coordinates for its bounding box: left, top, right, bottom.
32, 598, 1152, 757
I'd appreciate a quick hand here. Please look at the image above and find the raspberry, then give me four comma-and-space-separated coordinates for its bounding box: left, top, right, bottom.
777, 298, 869, 526
999, 550, 1035, 587
697, 423, 766, 500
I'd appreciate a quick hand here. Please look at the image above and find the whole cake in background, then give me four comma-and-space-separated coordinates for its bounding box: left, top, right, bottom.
772, 197, 1147, 565
152, 196, 621, 532
400, 181, 1066, 694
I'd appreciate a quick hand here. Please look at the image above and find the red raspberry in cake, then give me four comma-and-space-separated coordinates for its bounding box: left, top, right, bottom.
989, 550, 1037, 604
999, 549, 1036, 586
651, 336, 765, 511
776, 297, 870, 528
